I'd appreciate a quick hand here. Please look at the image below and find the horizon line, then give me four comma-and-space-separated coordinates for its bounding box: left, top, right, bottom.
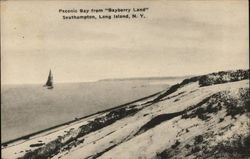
1, 74, 195, 85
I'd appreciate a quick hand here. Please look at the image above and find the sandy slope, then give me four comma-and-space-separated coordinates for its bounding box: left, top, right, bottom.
1, 70, 249, 159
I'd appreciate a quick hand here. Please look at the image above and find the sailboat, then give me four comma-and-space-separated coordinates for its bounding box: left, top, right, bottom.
44, 69, 54, 89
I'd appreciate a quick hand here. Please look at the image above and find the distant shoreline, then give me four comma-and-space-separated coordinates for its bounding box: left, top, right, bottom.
98, 76, 192, 82
2, 76, 191, 85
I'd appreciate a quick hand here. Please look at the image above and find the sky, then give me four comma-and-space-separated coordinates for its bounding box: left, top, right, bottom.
1, 0, 249, 84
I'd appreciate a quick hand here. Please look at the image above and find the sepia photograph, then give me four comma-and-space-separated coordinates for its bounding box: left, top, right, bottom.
1, 0, 249, 159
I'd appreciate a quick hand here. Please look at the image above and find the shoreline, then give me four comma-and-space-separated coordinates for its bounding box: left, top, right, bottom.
1, 91, 161, 146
